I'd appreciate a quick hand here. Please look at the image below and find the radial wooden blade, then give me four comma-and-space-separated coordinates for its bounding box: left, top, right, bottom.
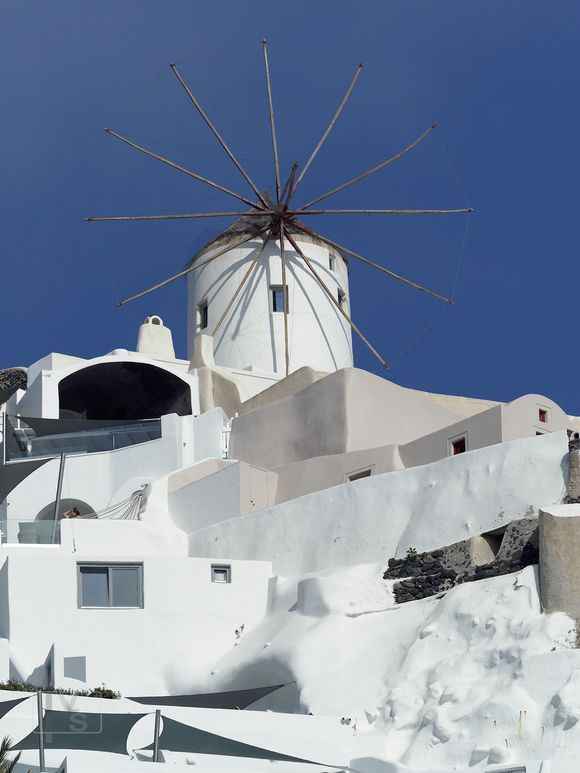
117, 225, 269, 307
290, 63, 363, 200
262, 40, 281, 202
292, 220, 452, 304
170, 63, 269, 209
212, 229, 273, 336
86, 211, 271, 222
104, 128, 260, 209
284, 228, 389, 369
298, 124, 437, 211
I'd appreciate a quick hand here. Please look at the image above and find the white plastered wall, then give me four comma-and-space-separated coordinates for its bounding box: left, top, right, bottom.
0, 520, 272, 694
189, 432, 569, 575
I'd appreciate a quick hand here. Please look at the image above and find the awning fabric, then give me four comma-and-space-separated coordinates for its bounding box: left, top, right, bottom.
13, 710, 146, 754
142, 716, 313, 762
128, 683, 286, 709
0, 459, 50, 502
0, 695, 31, 719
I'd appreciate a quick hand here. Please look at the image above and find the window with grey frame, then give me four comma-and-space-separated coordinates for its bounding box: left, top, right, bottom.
211, 564, 232, 583
78, 563, 143, 608
270, 285, 288, 313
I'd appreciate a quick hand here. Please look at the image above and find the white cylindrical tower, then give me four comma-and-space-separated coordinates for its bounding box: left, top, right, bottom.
187, 219, 353, 375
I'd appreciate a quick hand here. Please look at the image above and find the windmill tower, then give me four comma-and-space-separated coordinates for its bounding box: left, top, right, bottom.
186, 218, 352, 375
88, 42, 471, 377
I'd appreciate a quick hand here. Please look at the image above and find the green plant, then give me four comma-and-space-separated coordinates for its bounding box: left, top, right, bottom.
0, 736, 20, 772
0, 679, 120, 699
405, 547, 418, 564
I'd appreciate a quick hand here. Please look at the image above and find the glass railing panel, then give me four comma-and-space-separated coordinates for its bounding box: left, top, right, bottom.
4, 417, 161, 461
0, 518, 60, 545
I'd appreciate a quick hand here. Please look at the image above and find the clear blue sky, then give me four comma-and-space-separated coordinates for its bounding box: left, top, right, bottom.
2, 1, 579, 410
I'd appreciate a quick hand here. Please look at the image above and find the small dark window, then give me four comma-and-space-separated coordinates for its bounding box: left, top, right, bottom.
329, 255, 336, 271
198, 301, 208, 330
211, 564, 231, 583
539, 408, 548, 423
451, 437, 466, 455
536, 431, 544, 436
271, 285, 288, 313
338, 288, 347, 310
348, 469, 372, 482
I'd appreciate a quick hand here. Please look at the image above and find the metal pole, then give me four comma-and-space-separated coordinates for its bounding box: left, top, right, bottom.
1, 410, 6, 466
153, 709, 161, 762
37, 689, 45, 772
51, 453, 66, 544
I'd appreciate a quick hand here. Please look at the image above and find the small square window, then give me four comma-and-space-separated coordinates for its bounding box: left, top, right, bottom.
539, 408, 548, 423
270, 285, 288, 313
211, 564, 231, 583
197, 300, 208, 330
451, 436, 466, 455
337, 288, 347, 311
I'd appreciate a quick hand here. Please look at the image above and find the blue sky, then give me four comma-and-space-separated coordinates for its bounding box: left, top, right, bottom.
2, 1, 579, 410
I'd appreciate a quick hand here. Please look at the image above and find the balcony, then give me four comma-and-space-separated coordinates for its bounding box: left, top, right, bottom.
4, 415, 161, 462
0, 517, 60, 544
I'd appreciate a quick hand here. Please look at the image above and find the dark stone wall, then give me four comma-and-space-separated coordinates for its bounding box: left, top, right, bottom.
383, 518, 539, 604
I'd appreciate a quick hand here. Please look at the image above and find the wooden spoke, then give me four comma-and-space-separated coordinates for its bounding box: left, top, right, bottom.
284, 228, 389, 369
212, 228, 273, 337
292, 220, 453, 304
297, 124, 437, 211
117, 225, 269, 307
104, 128, 260, 209
290, 63, 363, 200
262, 40, 281, 202
288, 207, 473, 216
280, 225, 290, 376
170, 63, 269, 209
86, 211, 271, 222
280, 163, 299, 206
85, 209, 273, 223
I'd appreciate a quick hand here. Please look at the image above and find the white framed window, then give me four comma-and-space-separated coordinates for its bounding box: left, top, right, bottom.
538, 407, 549, 424
270, 285, 288, 313
337, 287, 347, 311
329, 254, 336, 271
78, 563, 143, 608
197, 300, 208, 330
211, 564, 232, 583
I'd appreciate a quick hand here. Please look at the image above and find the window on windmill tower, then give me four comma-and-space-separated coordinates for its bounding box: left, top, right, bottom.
538, 408, 548, 423
197, 300, 208, 330
337, 288, 347, 310
329, 254, 336, 271
270, 285, 288, 313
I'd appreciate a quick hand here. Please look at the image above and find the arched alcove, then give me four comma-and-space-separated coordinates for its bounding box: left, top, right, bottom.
36, 498, 95, 521
58, 362, 192, 420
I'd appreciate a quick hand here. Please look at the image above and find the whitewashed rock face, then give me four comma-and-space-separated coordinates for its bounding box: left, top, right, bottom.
205, 564, 578, 771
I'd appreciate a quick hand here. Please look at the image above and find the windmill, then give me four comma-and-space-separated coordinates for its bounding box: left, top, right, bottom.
87, 41, 472, 376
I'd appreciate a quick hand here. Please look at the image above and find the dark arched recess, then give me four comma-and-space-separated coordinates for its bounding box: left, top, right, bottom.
58, 362, 192, 420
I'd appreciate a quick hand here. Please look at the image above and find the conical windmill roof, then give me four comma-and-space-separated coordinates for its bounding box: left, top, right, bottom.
188, 209, 343, 268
